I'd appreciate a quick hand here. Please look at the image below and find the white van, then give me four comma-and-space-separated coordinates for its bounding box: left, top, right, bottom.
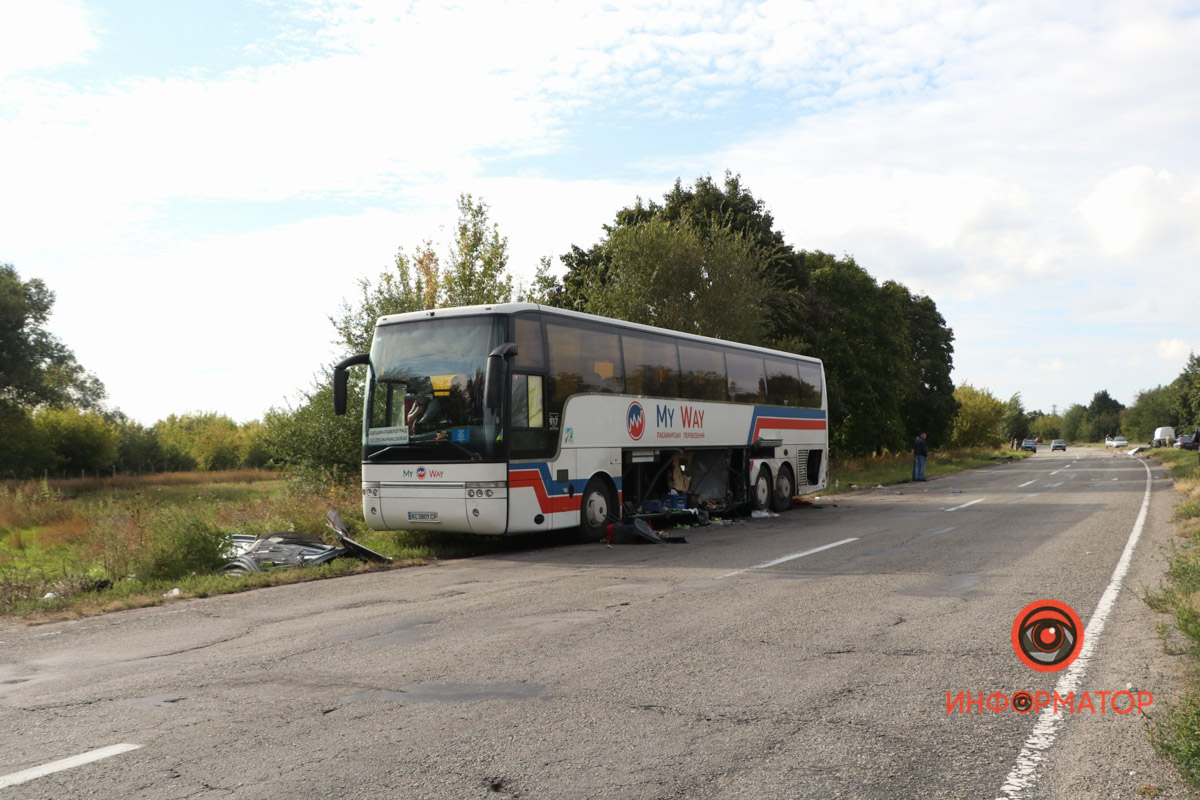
1153, 427, 1176, 447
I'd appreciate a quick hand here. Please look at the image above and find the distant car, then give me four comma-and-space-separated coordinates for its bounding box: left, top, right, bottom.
1112, 436, 1128, 448
1021, 439, 1037, 452
1176, 434, 1197, 450
1051, 439, 1066, 451
1035, 437, 1043, 443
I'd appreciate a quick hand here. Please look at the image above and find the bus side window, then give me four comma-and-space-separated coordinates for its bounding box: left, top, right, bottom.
765, 357, 802, 406
725, 350, 766, 403
797, 361, 823, 408
679, 342, 727, 401
622, 332, 680, 398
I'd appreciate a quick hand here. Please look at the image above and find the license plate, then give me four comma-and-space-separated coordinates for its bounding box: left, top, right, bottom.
408, 511, 439, 522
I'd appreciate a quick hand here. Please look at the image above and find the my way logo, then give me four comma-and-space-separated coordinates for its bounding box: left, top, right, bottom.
654, 403, 706, 440
627, 401, 645, 440
403, 466, 445, 479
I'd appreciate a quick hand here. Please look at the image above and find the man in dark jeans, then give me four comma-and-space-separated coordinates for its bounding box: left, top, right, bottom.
912, 432, 928, 482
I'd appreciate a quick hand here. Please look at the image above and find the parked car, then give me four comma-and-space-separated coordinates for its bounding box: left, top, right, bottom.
1051, 439, 1066, 451
1176, 434, 1197, 450
1112, 436, 1128, 448
1021, 439, 1037, 453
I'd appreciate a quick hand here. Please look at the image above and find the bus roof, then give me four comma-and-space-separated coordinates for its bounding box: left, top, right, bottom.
374, 302, 821, 364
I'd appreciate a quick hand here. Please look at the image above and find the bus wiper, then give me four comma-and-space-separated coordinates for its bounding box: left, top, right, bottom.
431, 438, 483, 461
366, 446, 407, 462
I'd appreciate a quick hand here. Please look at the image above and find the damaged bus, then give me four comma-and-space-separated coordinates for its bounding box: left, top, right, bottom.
333, 303, 827, 540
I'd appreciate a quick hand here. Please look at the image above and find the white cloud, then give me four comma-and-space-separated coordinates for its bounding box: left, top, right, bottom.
0, 0, 98, 78
1157, 338, 1193, 361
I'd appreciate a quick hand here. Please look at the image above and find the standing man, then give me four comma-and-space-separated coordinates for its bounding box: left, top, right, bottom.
912, 432, 928, 482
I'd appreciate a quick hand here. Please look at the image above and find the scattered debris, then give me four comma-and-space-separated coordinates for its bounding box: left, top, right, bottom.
218, 511, 392, 576
163, 588, 181, 598
41, 592, 57, 601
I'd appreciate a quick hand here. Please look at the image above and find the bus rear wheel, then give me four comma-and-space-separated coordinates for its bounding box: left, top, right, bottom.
579, 477, 615, 543
751, 466, 772, 511
770, 463, 795, 513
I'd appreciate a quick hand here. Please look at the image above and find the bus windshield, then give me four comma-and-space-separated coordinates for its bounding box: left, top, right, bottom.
363, 315, 505, 462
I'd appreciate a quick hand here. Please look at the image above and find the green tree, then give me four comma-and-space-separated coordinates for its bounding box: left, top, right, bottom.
441, 194, 513, 307
804, 254, 911, 455
32, 407, 120, 473
1086, 389, 1125, 441
1122, 385, 1179, 443
1002, 393, 1029, 442
891, 284, 958, 448
1030, 413, 1063, 441
582, 216, 774, 343
1061, 404, 1087, 442
951, 384, 1007, 448
0, 263, 106, 410
1171, 352, 1200, 428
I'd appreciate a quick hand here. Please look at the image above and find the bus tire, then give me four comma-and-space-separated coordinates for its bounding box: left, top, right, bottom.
770, 463, 795, 513
579, 476, 615, 543
751, 465, 772, 511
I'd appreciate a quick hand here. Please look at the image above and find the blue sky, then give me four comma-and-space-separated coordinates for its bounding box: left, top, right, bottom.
2, 0, 1198, 426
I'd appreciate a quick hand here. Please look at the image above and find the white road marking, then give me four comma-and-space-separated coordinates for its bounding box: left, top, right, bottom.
996, 457, 1153, 799
946, 498, 984, 512
0, 743, 141, 789
1018, 480, 1037, 488
924, 526, 956, 535
1046, 482, 1064, 489
718, 538, 859, 579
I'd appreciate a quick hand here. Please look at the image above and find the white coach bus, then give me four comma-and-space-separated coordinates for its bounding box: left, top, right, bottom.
333, 303, 827, 540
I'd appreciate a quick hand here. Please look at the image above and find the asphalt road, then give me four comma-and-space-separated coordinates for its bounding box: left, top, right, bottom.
0, 447, 1192, 799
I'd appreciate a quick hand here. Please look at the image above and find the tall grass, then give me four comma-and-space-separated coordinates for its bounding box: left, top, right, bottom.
1142, 447, 1200, 785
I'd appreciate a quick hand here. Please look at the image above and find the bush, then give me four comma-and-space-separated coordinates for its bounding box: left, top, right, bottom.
133, 512, 231, 581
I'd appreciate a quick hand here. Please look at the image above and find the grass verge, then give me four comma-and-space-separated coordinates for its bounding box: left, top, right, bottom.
822, 446, 1029, 493
1, 471, 542, 621
1141, 446, 1200, 785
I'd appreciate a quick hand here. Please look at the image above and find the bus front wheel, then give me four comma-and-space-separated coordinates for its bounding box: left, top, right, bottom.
579, 477, 615, 543
751, 466, 772, 511
770, 463, 795, 513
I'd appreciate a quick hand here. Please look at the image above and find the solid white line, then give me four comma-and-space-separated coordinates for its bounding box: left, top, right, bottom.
718, 538, 858, 579
946, 498, 984, 512
0, 743, 141, 789
1018, 480, 1037, 488
996, 457, 1153, 799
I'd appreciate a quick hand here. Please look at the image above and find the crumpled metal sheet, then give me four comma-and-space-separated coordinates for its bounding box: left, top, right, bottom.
218, 512, 391, 576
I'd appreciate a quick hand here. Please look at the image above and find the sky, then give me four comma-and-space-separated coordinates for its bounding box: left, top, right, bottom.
1, 0, 1198, 427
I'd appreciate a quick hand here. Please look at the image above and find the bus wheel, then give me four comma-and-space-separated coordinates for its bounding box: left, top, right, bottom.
579, 477, 615, 542
751, 466, 772, 511
770, 464, 795, 513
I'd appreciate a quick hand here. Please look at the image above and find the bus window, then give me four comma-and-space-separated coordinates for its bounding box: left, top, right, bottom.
678, 342, 727, 401
765, 357, 802, 406
797, 360, 823, 408
726, 350, 766, 403
546, 319, 624, 402
510, 373, 553, 458
622, 332, 680, 398
513, 314, 546, 370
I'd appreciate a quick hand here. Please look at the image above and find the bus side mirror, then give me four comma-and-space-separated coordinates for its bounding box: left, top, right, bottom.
484, 342, 518, 414
333, 353, 370, 415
